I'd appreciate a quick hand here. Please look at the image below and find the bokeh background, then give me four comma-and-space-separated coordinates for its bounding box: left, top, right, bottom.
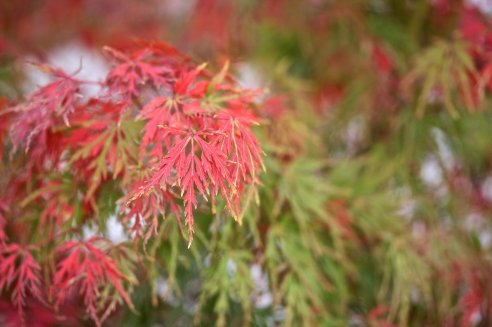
2, 0, 492, 326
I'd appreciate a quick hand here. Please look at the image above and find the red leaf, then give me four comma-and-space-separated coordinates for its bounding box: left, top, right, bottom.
131, 129, 231, 246
0, 244, 42, 316
104, 44, 183, 97
52, 238, 134, 327
7, 66, 80, 154
130, 60, 265, 246
124, 181, 182, 245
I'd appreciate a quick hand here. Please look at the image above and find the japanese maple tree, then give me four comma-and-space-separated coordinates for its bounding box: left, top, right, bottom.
0, 40, 264, 326
3, 1, 492, 327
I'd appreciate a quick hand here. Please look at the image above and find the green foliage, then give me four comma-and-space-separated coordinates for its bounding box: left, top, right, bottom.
3, 1, 492, 326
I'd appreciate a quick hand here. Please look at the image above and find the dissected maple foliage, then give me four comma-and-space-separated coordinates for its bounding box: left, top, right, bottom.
0, 244, 42, 315
8, 66, 80, 155
103, 42, 189, 98
127, 58, 264, 246
0, 39, 265, 325
3, 1, 492, 327
66, 100, 141, 200
52, 238, 134, 327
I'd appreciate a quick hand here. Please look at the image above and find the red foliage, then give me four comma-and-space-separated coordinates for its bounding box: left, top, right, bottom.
129, 61, 264, 246
0, 244, 42, 316
8, 66, 80, 154
460, 8, 492, 101
0, 300, 66, 327
104, 43, 186, 97
186, 0, 235, 51
372, 43, 393, 75
64, 100, 132, 199
52, 238, 134, 327
367, 305, 396, 327
0, 40, 265, 324
125, 183, 181, 243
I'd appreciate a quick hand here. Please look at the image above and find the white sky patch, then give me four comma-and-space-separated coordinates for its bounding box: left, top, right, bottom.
235, 62, 270, 106
395, 187, 417, 220
251, 263, 273, 309
470, 310, 482, 326
481, 176, 492, 202
431, 128, 455, 171
343, 116, 364, 154
155, 277, 179, 306
82, 223, 98, 240
467, 0, 492, 14
464, 212, 484, 232
106, 214, 128, 243
161, 0, 197, 18
420, 155, 443, 187
226, 258, 237, 277
236, 62, 265, 90
427, 88, 441, 104
22, 56, 51, 93
412, 221, 427, 239
22, 40, 109, 96
411, 286, 422, 303
398, 201, 417, 219
479, 230, 492, 250
463, 212, 492, 250
273, 306, 286, 323
204, 253, 211, 268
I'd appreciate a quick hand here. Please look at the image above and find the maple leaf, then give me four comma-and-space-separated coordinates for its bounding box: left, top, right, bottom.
459, 9, 492, 101
123, 180, 182, 245
130, 128, 231, 247
217, 109, 263, 184
104, 42, 187, 97
52, 237, 135, 327
138, 62, 243, 163
66, 101, 141, 200
7, 66, 80, 154
214, 109, 264, 220
460, 272, 484, 327
403, 39, 479, 118
138, 64, 209, 159
138, 96, 180, 159
132, 61, 265, 245
19, 178, 76, 238
0, 244, 43, 317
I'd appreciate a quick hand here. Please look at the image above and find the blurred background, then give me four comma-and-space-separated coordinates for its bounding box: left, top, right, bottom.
2, 0, 492, 326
